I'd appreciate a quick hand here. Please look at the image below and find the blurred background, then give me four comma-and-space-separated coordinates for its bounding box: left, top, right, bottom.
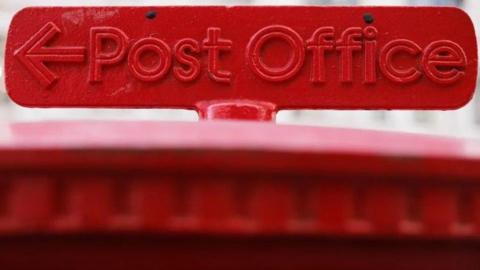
0, 0, 479, 138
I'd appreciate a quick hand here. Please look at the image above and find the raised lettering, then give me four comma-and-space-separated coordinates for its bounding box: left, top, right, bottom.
379, 39, 422, 84
89, 27, 128, 82
363, 26, 377, 84
128, 37, 172, 82
422, 40, 467, 85
306, 27, 335, 83
202, 27, 232, 83
174, 38, 201, 82
336, 27, 362, 83
247, 25, 305, 82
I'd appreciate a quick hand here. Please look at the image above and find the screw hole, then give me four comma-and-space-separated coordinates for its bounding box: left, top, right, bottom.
146, 10, 157, 20
363, 13, 374, 24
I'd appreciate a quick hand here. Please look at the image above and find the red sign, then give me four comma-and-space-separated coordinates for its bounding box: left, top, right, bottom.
5, 7, 478, 110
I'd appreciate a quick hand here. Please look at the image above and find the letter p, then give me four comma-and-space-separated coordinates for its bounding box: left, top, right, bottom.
89, 27, 128, 82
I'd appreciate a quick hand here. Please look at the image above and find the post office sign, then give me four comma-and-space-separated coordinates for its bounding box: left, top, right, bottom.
4, 7, 478, 110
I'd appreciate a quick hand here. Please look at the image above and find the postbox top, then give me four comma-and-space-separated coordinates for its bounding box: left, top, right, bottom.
0, 120, 473, 155
1, 121, 480, 179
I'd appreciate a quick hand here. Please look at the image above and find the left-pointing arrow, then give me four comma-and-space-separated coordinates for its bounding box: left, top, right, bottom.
14, 22, 86, 87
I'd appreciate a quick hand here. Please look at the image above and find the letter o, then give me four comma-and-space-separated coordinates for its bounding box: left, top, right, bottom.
246, 25, 305, 82
128, 37, 172, 81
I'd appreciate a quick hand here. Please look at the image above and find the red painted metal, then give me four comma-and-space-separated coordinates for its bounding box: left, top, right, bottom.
4, 6, 478, 116
2, 5, 480, 269
1, 121, 480, 233
0, 120, 479, 235
196, 100, 277, 121
0, 121, 480, 269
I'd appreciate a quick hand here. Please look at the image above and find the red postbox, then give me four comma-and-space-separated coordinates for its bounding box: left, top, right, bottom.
1, 6, 479, 270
